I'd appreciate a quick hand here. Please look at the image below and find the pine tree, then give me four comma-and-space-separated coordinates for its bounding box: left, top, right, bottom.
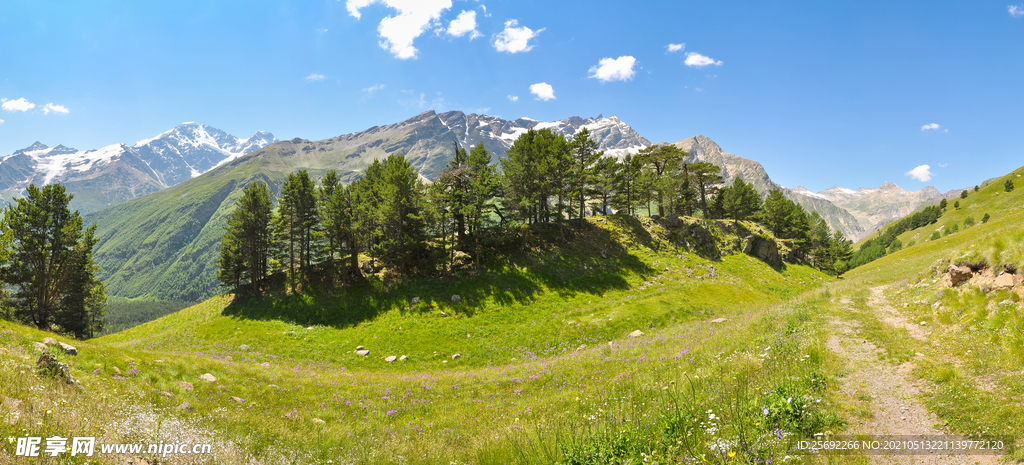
569, 128, 603, 223
354, 154, 429, 274
611, 154, 645, 216
687, 162, 724, 220
218, 181, 274, 296
1006, 179, 1015, 192
589, 157, 619, 215
637, 144, 686, 216
276, 171, 319, 292
830, 230, 853, 276
723, 177, 762, 223
1, 184, 105, 338
500, 129, 569, 224
318, 171, 342, 261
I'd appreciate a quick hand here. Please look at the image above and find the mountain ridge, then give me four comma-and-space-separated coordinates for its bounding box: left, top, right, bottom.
0, 124, 276, 213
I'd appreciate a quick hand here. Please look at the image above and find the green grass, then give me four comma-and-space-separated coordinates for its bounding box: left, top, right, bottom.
5, 163, 1023, 464
1, 215, 854, 464
837, 165, 1024, 460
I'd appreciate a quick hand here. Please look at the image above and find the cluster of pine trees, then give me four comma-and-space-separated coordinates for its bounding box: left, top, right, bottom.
0, 184, 106, 338
217, 128, 854, 296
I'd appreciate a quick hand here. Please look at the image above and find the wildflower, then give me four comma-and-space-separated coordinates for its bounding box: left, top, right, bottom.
762, 407, 769, 416
728, 451, 736, 458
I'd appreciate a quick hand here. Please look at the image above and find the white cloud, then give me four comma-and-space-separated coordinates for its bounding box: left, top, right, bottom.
346, 0, 453, 59
588, 56, 637, 83
529, 82, 555, 101
480, 4, 490, 17
363, 83, 385, 95
905, 165, 933, 182
939, 163, 949, 168
305, 73, 326, 81
667, 43, 685, 53
921, 123, 940, 131
493, 20, 543, 53
1010, 5, 1024, 17
507, 95, 519, 102
2, 97, 36, 112
42, 103, 69, 115
447, 10, 481, 39
346, 0, 376, 19
684, 52, 723, 67
0, 119, 4, 124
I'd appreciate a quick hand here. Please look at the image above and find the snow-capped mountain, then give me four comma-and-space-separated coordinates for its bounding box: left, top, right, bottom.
0, 124, 275, 213
792, 182, 943, 236
134, 123, 277, 186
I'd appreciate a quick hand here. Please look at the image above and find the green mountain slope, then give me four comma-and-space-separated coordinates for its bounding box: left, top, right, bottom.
87, 148, 289, 301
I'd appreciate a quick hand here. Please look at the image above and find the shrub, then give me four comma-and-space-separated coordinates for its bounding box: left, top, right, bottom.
930, 231, 941, 240
960, 190, 968, 199
1006, 179, 1015, 192
982, 213, 991, 223
964, 216, 975, 228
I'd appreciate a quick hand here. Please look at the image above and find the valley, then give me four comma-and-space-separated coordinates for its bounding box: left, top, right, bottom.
1, 161, 1022, 463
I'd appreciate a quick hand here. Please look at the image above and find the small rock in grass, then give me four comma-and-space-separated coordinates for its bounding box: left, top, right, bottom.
43, 337, 58, 346
267, 384, 279, 390
451, 294, 462, 303
411, 297, 420, 304
178, 381, 194, 391
710, 318, 728, 324
399, 355, 408, 361
32, 342, 47, 353
260, 362, 270, 368
355, 349, 370, 357
238, 344, 250, 350
58, 342, 77, 356
355, 345, 365, 351
160, 391, 174, 398
306, 326, 313, 330
176, 402, 193, 411
199, 373, 217, 383
312, 418, 326, 424
628, 330, 644, 338
112, 367, 122, 376
919, 321, 927, 326
230, 396, 244, 403
452, 353, 461, 360
385, 355, 397, 363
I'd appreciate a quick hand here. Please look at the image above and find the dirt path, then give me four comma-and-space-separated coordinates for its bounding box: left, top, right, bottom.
827, 287, 999, 464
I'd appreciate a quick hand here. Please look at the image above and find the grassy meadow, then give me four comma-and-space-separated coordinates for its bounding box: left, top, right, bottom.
3, 164, 1024, 464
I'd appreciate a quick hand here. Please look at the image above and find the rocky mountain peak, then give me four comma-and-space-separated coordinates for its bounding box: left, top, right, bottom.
877, 182, 906, 193
14, 142, 49, 155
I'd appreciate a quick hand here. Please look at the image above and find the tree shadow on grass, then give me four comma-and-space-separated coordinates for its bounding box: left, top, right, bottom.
221, 215, 721, 328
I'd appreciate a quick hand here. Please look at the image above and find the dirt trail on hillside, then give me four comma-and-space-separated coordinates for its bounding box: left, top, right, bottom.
827, 287, 999, 465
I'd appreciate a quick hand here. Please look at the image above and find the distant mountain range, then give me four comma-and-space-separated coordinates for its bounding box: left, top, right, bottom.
0, 123, 276, 213
69, 110, 942, 301
792, 183, 943, 237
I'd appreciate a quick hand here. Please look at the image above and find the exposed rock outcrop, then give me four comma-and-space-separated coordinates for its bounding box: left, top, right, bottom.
742, 235, 782, 268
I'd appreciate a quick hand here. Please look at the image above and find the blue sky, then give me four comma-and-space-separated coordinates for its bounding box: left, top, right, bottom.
1, 1, 1023, 192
